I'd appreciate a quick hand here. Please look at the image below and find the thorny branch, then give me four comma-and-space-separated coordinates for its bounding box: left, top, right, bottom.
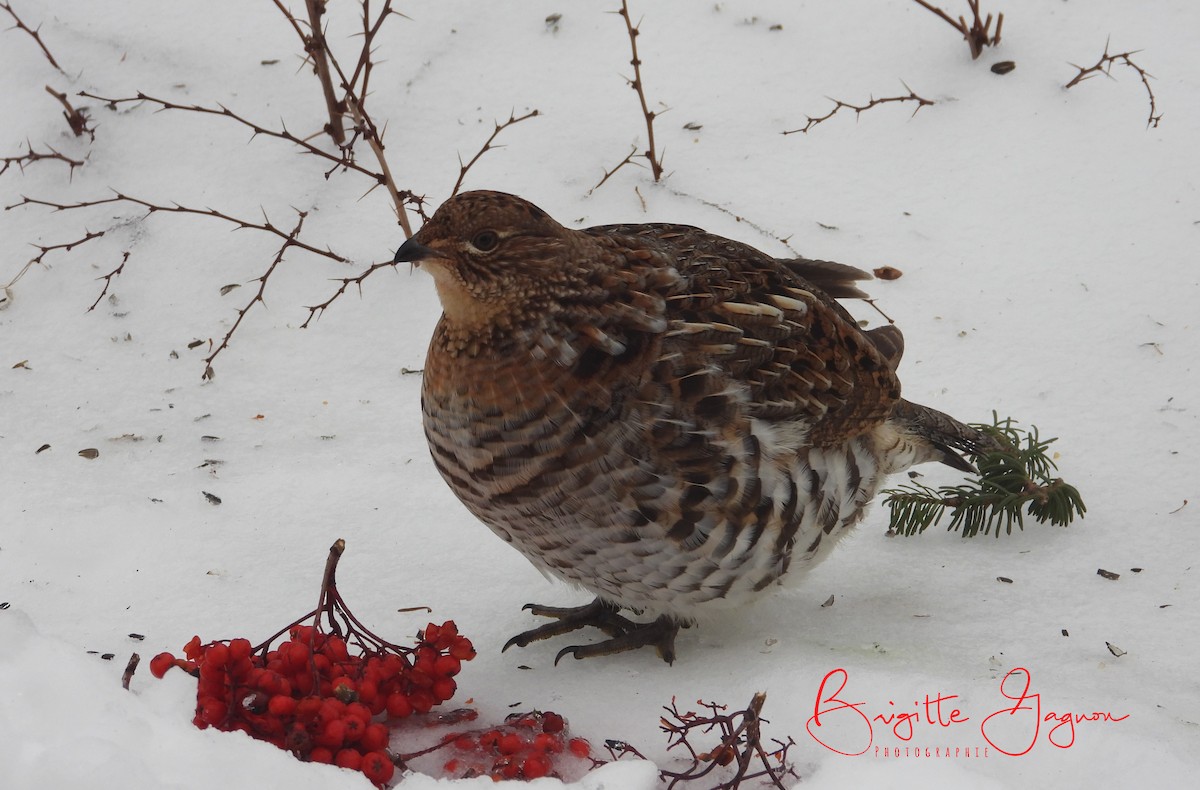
1, 230, 106, 298
1065, 40, 1161, 128
605, 694, 795, 789
301, 0, 347, 145
269, 0, 416, 238
6, 193, 348, 263
301, 258, 398, 327
79, 91, 387, 184
88, 251, 130, 312
1, 142, 84, 178
590, 145, 640, 194
1, 1, 65, 72
46, 86, 94, 140
450, 110, 541, 197
202, 211, 311, 379
783, 84, 934, 135
602, 0, 665, 186
911, 0, 1003, 60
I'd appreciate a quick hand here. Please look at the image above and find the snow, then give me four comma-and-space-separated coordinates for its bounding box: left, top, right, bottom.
2, 0, 1198, 787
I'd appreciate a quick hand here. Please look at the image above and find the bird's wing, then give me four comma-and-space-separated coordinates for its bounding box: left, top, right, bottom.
588, 223, 902, 446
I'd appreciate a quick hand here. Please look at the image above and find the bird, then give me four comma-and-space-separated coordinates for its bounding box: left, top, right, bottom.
393, 190, 1000, 664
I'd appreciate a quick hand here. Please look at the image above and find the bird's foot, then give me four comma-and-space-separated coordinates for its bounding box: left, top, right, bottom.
502, 597, 681, 665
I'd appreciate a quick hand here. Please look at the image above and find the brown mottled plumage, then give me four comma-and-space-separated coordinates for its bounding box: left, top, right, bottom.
394, 191, 997, 664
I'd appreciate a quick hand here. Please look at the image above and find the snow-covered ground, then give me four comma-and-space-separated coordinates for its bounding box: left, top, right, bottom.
2, 1, 1197, 787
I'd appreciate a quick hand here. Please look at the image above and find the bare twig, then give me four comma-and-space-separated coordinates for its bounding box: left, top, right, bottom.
657, 693, 796, 789
2, 1, 65, 72
1065, 40, 1161, 128
615, 0, 665, 182
121, 653, 141, 690
269, 0, 415, 238
301, 258, 399, 327
202, 211, 311, 379
303, 0, 348, 145
79, 91, 387, 184
783, 83, 934, 135
590, 145, 641, 194
46, 86, 94, 140
1, 230, 106, 298
1, 141, 84, 178
911, 0, 1003, 60
450, 109, 541, 197
88, 252, 130, 312
7, 193, 348, 263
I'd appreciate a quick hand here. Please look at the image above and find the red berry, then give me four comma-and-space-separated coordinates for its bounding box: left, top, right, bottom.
357, 678, 379, 706
286, 641, 310, 668
361, 751, 395, 786
183, 635, 203, 660
532, 733, 561, 753
149, 652, 177, 679
308, 746, 333, 764
342, 715, 365, 743
228, 638, 252, 662
268, 695, 297, 717
316, 718, 347, 749
335, 748, 363, 770
432, 677, 456, 703
449, 637, 476, 661
522, 753, 551, 779
346, 702, 373, 726
409, 689, 434, 714
498, 733, 524, 755
200, 697, 228, 727
542, 711, 565, 734
385, 693, 412, 718
359, 722, 390, 753
205, 643, 231, 669
568, 737, 591, 758
323, 636, 350, 663
433, 655, 461, 678
423, 623, 442, 644
296, 696, 323, 722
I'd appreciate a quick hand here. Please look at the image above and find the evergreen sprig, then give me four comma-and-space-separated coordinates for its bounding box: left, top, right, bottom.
882, 414, 1086, 538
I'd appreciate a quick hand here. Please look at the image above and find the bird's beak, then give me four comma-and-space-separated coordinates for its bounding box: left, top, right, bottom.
393, 237, 438, 265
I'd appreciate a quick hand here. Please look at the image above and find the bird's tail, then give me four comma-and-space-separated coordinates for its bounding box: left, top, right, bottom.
891, 399, 1005, 473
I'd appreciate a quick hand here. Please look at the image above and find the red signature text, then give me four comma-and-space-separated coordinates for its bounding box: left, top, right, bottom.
806, 667, 1127, 757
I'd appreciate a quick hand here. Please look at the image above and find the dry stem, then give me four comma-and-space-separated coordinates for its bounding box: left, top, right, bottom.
46, 86, 94, 140
88, 251, 130, 312
590, 145, 641, 194
2, 1, 65, 72
1, 141, 84, 178
121, 653, 141, 690
202, 211, 311, 379
911, 0, 1003, 59
783, 84, 934, 135
80, 91, 386, 184
270, 0, 415, 238
451, 109, 541, 197
301, 258, 398, 327
613, 0, 664, 182
1065, 40, 1161, 128
7, 193, 348, 263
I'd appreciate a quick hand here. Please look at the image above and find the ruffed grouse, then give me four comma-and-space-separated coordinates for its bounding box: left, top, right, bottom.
395, 191, 997, 664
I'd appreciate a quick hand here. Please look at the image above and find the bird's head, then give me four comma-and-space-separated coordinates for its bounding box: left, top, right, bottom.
394, 191, 590, 331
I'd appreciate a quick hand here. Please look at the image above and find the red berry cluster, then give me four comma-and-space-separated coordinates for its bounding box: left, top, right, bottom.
150, 619, 475, 787
438, 710, 593, 781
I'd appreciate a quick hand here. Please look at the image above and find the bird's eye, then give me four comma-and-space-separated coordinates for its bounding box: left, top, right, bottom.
471, 230, 500, 252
